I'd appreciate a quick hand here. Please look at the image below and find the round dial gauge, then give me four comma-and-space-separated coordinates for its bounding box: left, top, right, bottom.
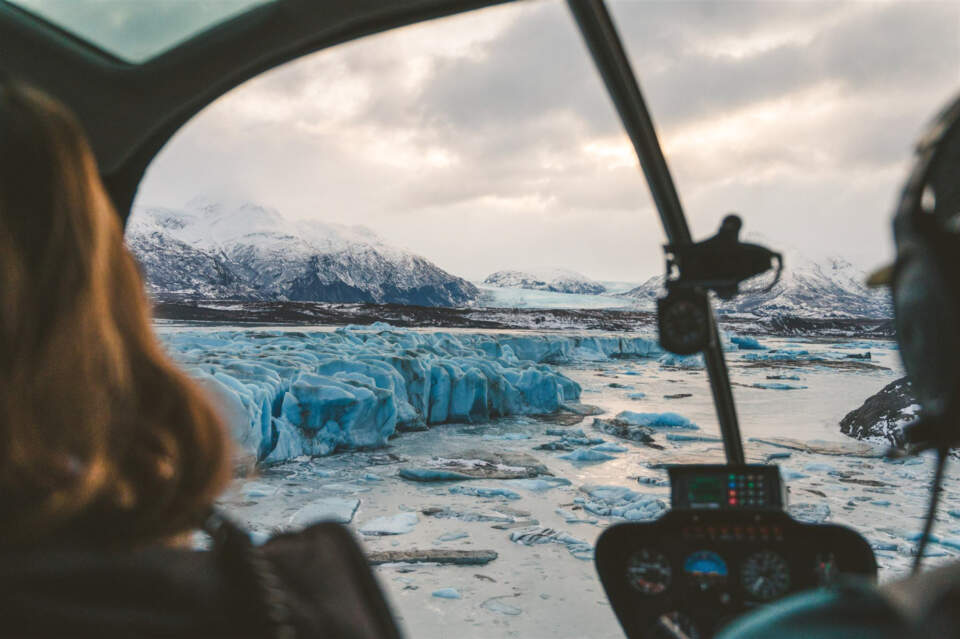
656, 611, 700, 639
741, 550, 791, 601
660, 295, 710, 355
626, 549, 672, 595
684, 550, 728, 591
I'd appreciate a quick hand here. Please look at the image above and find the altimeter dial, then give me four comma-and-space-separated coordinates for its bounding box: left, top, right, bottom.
741, 550, 790, 601
626, 549, 672, 595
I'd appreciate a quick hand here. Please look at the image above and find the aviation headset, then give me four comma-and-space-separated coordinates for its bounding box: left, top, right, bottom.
886, 92, 960, 451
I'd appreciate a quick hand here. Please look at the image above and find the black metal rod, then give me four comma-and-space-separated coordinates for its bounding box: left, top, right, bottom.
567, 0, 745, 465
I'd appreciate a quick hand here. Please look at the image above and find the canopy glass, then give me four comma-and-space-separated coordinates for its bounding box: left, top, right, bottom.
4, 0, 275, 63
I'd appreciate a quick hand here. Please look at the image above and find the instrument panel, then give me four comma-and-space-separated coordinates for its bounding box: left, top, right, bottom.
596, 466, 876, 638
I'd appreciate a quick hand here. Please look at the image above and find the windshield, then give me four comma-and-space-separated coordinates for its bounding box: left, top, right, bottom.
125, 1, 960, 637
4, 0, 274, 62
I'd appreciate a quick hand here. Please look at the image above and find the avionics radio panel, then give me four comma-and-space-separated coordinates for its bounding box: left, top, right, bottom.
668, 465, 786, 510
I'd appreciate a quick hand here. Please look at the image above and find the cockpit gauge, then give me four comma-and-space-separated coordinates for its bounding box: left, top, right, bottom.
626, 549, 672, 595
741, 550, 791, 601
684, 550, 728, 591
814, 552, 839, 586
655, 611, 700, 639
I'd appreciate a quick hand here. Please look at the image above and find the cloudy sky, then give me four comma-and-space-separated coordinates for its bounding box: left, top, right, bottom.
134, 0, 960, 282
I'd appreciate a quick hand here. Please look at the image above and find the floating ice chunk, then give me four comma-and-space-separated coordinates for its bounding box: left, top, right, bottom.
752, 383, 808, 390
591, 442, 629, 453
789, 502, 831, 523
556, 508, 598, 524
765, 452, 792, 462
435, 531, 470, 542
657, 353, 704, 369
449, 485, 522, 500
578, 485, 668, 521
510, 526, 593, 560
289, 497, 361, 526
635, 475, 669, 486
628, 392, 646, 400
666, 433, 722, 443
241, 481, 275, 499
803, 463, 836, 473
731, 336, 765, 350
399, 468, 474, 482
432, 588, 462, 599
363, 473, 383, 482
616, 411, 698, 430
781, 471, 809, 481
319, 482, 371, 494
506, 477, 572, 492
422, 506, 515, 523
481, 598, 522, 615
481, 433, 531, 441
558, 448, 615, 462
360, 512, 419, 536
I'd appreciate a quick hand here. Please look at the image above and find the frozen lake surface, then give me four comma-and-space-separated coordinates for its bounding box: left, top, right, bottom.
155, 324, 960, 639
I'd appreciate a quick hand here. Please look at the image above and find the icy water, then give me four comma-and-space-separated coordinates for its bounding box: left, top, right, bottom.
161, 325, 960, 639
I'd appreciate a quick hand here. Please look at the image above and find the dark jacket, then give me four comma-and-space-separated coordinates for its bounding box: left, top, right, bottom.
0, 521, 402, 638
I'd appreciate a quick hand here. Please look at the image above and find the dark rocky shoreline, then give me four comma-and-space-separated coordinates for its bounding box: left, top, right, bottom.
153, 299, 894, 338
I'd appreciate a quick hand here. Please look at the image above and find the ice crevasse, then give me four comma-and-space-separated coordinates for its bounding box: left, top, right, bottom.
162, 324, 668, 464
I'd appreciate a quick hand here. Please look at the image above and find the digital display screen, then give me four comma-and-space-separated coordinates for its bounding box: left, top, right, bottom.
688, 475, 725, 506
669, 465, 784, 510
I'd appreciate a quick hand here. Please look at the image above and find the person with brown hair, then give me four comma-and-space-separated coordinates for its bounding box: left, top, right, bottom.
0, 81, 401, 638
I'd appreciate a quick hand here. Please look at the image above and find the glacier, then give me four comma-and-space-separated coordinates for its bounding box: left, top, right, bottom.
163, 325, 668, 464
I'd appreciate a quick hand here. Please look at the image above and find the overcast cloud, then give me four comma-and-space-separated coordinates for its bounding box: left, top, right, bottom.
134, 0, 960, 281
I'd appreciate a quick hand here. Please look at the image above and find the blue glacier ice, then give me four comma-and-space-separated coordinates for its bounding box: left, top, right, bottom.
159, 326, 670, 463
752, 382, 808, 390
359, 512, 419, 536
558, 448, 616, 462
576, 485, 668, 521
657, 353, 704, 369
730, 335, 765, 350
615, 411, 699, 430
449, 485, 522, 500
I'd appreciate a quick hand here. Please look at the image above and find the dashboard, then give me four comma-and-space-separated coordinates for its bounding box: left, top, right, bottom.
595, 465, 877, 638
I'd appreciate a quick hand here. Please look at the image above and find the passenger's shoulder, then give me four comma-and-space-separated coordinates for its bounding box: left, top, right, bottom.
262, 522, 402, 639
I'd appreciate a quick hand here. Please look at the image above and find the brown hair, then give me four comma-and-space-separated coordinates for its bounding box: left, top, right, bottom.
0, 82, 232, 547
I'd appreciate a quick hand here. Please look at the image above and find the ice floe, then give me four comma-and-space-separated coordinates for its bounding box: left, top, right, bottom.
576, 485, 669, 521
558, 448, 616, 462
288, 497, 360, 526
359, 512, 419, 536
510, 526, 594, 560
449, 485, 522, 500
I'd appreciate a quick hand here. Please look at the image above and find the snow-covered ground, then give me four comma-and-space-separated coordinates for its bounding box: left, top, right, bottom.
477, 285, 635, 309
155, 324, 960, 639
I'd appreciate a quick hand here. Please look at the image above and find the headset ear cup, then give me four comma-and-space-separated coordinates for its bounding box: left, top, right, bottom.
893, 231, 960, 430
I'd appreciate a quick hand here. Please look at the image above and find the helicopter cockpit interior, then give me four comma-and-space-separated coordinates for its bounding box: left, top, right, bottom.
2, 1, 958, 638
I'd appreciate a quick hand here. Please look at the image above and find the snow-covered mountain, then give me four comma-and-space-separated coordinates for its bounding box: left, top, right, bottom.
483, 269, 607, 295
126, 200, 479, 307
620, 253, 893, 319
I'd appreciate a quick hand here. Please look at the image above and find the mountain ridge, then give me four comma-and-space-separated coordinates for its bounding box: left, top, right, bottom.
126, 200, 479, 307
